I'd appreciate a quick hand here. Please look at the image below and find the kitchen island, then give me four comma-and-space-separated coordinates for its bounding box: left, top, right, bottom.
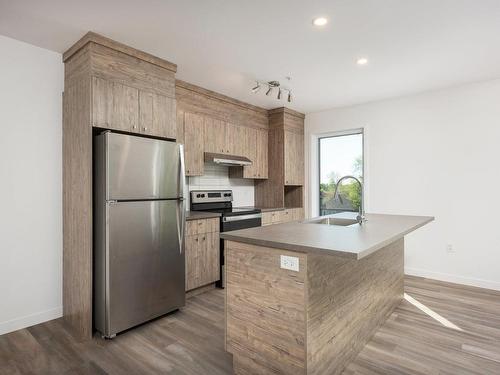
220, 213, 433, 375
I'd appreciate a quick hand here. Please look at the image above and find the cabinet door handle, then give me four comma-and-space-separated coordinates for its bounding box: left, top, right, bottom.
142, 127, 147, 131
132, 125, 137, 130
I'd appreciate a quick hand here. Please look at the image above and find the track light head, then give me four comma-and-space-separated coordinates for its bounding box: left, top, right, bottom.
277, 88, 282, 100
288, 91, 292, 103
251, 82, 261, 93
265, 86, 273, 96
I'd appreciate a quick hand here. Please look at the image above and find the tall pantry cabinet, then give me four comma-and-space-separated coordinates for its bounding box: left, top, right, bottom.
63, 32, 177, 338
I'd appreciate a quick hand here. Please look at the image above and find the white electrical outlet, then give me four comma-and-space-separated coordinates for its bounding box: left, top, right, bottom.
446, 244, 455, 253
280, 255, 299, 272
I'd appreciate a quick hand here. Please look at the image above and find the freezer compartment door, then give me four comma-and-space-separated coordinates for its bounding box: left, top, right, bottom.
106, 200, 185, 336
105, 132, 183, 200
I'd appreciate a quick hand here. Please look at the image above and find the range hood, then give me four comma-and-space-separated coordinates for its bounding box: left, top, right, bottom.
204, 152, 252, 167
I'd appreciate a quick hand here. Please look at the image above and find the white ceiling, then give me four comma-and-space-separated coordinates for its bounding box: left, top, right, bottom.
1, 0, 500, 113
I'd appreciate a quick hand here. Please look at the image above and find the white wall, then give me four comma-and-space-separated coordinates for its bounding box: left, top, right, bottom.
306, 79, 500, 291
188, 163, 254, 207
0, 35, 63, 334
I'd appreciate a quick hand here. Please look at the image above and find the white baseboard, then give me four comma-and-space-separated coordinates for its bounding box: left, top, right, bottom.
0, 306, 62, 336
405, 267, 500, 291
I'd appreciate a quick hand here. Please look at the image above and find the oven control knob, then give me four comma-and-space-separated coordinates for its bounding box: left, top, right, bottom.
201, 194, 205, 197
196, 194, 201, 198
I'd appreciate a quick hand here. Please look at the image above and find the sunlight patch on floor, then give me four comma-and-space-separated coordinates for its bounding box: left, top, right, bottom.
404, 293, 463, 331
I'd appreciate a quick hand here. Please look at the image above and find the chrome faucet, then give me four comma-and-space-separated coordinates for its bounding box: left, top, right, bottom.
332, 175, 366, 224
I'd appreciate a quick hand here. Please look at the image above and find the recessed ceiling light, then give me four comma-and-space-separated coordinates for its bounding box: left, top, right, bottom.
312, 17, 328, 27
357, 57, 369, 66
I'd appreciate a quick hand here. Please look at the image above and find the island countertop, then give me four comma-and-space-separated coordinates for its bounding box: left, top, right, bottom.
220, 212, 434, 259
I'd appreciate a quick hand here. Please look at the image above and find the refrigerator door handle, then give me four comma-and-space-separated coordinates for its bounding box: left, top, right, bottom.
176, 198, 186, 254
178, 144, 185, 198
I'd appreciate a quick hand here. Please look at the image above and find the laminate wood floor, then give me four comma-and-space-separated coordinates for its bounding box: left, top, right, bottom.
1, 276, 499, 375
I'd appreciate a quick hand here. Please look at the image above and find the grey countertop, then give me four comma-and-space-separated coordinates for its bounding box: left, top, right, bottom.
220, 212, 434, 259
186, 211, 221, 221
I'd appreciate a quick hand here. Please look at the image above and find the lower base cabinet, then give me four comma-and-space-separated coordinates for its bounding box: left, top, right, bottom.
185, 218, 220, 291
261, 208, 304, 226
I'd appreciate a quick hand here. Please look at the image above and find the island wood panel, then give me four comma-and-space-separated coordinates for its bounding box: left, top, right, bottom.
183, 112, 205, 176
63, 78, 93, 339
224, 238, 404, 375
225, 241, 307, 375
306, 238, 404, 375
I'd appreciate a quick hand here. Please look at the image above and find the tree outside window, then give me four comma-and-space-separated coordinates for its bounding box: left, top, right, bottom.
319, 132, 363, 216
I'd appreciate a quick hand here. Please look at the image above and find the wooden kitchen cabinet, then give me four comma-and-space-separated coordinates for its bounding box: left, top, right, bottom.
92, 77, 176, 138
225, 123, 246, 156
185, 218, 220, 291
256, 129, 268, 178
284, 130, 304, 185
138, 91, 176, 138
261, 208, 304, 226
204, 117, 226, 154
92, 76, 139, 132
230, 127, 268, 179
184, 112, 205, 176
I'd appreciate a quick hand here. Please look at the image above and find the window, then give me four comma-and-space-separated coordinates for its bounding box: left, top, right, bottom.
319, 131, 363, 216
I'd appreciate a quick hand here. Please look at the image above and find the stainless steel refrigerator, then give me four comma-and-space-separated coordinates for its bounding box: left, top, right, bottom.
94, 131, 186, 338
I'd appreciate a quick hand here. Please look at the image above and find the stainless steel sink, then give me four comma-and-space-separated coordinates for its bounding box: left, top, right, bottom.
307, 217, 359, 226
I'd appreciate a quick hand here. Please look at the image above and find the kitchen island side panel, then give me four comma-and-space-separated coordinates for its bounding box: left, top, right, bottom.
306, 238, 404, 375
225, 241, 308, 375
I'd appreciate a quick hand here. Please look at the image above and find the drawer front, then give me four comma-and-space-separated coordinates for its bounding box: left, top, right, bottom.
186, 218, 220, 236
186, 219, 206, 236
282, 209, 293, 223
271, 210, 283, 224
261, 212, 273, 226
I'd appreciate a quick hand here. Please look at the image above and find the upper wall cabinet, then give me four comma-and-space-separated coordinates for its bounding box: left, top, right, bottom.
139, 91, 176, 139
92, 76, 176, 139
184, 112, 205, 176
232, 127, 268, 179
284, 130, 304, 186
92, 77, 139, 132
204, 117, 226, 154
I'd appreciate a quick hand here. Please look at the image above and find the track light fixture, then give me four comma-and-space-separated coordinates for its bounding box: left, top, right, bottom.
251, 82, 261, 93
251, 79, 292, 103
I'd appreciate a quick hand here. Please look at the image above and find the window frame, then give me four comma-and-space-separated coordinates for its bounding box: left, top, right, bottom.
318, 129, 364, 216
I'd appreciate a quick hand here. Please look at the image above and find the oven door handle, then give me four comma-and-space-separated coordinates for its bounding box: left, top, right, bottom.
222, 213, 262, 222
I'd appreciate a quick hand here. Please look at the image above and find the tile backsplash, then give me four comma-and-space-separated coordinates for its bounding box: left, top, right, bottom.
186, 163, 255, 208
